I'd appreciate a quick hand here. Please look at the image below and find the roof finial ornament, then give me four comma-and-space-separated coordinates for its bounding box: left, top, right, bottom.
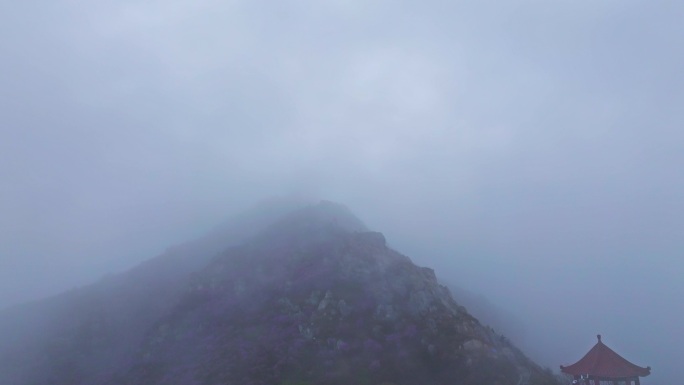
597, 334, 602, 342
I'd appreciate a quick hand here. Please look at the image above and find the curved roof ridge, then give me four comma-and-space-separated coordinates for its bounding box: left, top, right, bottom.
560, 335, 650, 378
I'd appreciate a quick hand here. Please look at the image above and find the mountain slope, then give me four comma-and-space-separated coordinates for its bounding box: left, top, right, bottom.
0, 198, 312, 385
0, 201, 558, 385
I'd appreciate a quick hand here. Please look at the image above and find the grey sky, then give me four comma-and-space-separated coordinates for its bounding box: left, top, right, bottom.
1, 1, 683, 383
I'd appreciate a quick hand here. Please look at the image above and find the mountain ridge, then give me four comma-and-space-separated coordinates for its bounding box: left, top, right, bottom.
0, 201, 559, 385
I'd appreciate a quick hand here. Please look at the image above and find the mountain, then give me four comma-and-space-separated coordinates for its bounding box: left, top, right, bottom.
0, 201, 559, 385
0, 198, 307, 384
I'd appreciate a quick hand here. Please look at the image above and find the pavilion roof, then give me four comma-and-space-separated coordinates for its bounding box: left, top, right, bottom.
560, 335, 650, 378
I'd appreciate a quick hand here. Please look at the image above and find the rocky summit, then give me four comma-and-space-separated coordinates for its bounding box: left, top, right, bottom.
0, 201, 559, 385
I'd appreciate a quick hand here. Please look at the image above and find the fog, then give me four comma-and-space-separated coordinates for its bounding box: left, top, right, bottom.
1, 1, 682, 383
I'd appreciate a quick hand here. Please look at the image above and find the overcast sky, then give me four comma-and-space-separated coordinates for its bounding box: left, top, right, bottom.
1, 1, 683, 383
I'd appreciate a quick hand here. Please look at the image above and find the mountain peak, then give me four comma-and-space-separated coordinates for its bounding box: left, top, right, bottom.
0, 201, 560, 385
115, 204, 558, 385
267, 200, 368, 233
246, 200, 369, 250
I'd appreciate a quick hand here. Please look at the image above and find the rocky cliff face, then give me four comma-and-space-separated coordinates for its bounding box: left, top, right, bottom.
0, 202, 559, 385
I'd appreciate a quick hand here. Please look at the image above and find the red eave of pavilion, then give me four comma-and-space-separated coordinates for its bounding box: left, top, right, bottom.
561, 335, 651, 378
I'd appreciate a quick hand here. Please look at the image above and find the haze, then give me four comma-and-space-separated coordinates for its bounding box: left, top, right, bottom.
1, 1, 682, 384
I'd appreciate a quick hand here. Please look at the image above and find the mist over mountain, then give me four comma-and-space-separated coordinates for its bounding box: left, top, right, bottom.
0, 201, 559, 385
3, 1, 683, 383
446, 285, 528, 348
